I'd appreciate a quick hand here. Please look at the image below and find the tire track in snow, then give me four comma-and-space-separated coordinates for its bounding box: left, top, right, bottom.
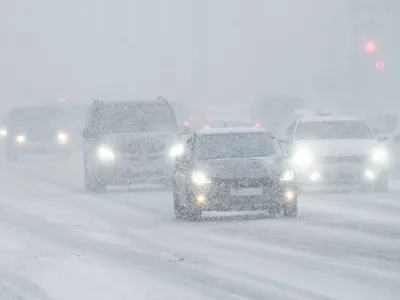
0, 204, 327, 300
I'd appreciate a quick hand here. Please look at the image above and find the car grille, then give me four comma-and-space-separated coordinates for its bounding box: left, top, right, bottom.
120, 140, 166, 154
319, 155, 366, 164
214, 177, 275, 188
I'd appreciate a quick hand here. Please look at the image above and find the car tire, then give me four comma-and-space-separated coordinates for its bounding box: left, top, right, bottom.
173, 186, 185, 220
283, 198, 298, 218
184, 192, 202, 222
84, 166, 107, 193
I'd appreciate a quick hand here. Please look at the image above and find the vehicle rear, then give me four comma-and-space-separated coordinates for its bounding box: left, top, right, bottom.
5, 106, 72, 161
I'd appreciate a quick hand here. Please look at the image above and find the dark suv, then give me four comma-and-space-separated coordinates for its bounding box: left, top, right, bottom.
5, 105, 72, 161
82, 97, 181, 192
173, 127, 298, 221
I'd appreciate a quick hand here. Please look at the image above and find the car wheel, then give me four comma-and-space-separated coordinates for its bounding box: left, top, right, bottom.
283, 198, 298, 218
84, 166, 107, 193
173, 186, 185, 219
184, 192, 202, 222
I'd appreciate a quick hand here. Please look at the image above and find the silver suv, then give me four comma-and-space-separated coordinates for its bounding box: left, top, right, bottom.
82, 97, 181, 192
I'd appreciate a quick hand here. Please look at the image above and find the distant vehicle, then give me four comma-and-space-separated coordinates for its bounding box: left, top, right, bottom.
170, 101, 193, 128
82, 97, 182, 192
281, 114, 389, 191
193, 109, 260, 130
4, 105, 73, 161
250, 95, 304, 134
172, 127, 298, 221
58, 104, 88, 144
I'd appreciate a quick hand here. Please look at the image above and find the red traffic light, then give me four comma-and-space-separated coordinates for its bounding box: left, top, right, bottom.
365, 41, 376, 53
376, 60, 385, 70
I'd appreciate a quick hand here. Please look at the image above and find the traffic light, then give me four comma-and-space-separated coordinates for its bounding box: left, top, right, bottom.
365, 41, 376, 53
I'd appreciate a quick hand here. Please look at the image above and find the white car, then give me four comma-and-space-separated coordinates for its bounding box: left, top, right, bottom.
282, 115, 389, 191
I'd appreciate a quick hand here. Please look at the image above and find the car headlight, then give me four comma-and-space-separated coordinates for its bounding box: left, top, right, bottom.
57, 132, 69, 144
96, 146, 115, 161
371, 147, 388, 163
169, 143, 184, 157
191, 171, 211, 185
16, 134, 26, 144
0, 129, 7, 137
292, 147, 313, 167
280, 169, 294, 181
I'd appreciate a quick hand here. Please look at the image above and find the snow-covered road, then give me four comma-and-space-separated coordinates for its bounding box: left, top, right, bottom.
1, 154, 400, 300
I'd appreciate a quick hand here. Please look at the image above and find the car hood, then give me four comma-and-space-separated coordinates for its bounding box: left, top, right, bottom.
294, 139, 378, 156
100, 131, 179, 154
194, 156, 284, 179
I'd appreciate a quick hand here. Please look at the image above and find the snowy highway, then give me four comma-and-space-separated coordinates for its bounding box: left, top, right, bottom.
1, 153, 400, 300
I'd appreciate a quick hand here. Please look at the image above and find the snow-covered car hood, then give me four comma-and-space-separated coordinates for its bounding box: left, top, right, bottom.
194, 156, 284, 179
294, 139, 379, 156
100, 131, 179, 154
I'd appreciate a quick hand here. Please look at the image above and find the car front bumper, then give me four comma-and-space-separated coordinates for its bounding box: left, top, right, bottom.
94, 157, 174, 185
294, 163, 388, 186
190, 178, 297, 212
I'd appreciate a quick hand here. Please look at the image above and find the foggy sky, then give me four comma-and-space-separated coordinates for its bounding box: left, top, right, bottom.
1, 0, 397, 113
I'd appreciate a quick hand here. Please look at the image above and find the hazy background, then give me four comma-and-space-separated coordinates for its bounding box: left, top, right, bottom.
1, 0, 399, 114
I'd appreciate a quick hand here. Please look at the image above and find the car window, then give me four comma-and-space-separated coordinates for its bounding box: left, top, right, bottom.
296, 120, 373, 140
196, 132, 277, 160
95, 102, 178, 133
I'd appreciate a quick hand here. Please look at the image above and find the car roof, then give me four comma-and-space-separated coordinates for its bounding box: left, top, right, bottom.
95, 100, 163, 105
300, 115, 362, 123
195, 127, 269, 135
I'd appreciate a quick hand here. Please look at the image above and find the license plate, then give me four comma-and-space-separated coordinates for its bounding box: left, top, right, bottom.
231, 187, 263, 196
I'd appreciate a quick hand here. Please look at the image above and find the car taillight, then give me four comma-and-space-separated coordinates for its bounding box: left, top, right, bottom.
203, 124, 211, 130
254, 122, 261, 127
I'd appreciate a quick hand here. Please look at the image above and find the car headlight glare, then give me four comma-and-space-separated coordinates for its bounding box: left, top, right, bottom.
280, 169, 294, 181
16, 135, 26, 143
292, 147, 313, 167
169, 143, 184, 157
371, 147, 387, 163
57, 132, 69, 144
0, 129, 7, 137
97, 146, 115, 161
191, 171, 211, 185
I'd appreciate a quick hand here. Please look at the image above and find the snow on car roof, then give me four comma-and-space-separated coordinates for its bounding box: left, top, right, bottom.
196, 127, 268, 135
300, 115, 361, 123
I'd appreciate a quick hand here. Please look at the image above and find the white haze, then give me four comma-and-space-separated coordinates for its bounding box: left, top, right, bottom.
0, 0, 399, 113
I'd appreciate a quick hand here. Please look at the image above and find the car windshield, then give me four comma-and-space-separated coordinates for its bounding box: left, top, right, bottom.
197, 132, 278, 159
96, 102, 177, 132
7, 106, 64, 129
296, 120, 373, 140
